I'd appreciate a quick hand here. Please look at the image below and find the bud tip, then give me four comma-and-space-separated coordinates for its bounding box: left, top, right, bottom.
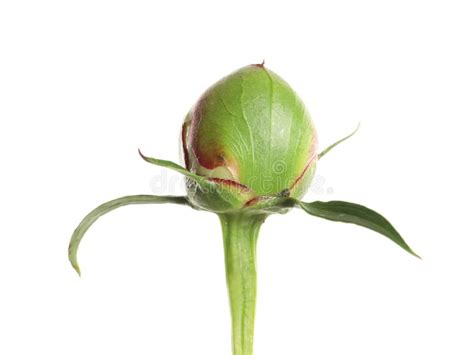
253, 59, 265, 68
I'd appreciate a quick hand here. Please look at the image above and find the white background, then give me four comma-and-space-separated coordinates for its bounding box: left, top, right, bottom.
1, 1, 473, 354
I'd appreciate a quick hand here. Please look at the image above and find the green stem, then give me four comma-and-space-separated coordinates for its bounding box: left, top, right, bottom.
219, 213, 267, 355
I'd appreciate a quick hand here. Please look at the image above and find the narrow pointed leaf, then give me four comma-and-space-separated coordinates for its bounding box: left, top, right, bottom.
138, 150, 259, 212
318, 123, 360, 160
295, 199, 419, 258
138, 149, 212, 187
68, 195, 189, 276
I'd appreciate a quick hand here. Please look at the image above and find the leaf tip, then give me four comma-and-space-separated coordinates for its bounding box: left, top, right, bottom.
71, 261, 82, 277
409, 249, 422, 260
318, 122, 360, 160
401, 242, 421, 259
138, 149, 158, 166
138, 148, 147, 161
68, 243, 81, 277
355, 121, 361, 132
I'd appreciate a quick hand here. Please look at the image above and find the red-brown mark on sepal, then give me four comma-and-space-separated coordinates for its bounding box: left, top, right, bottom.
188, 94, 234, 171
287, 122, 318, 193
181, 120, 191, 169
188, 94, 207, 146
192, 147, 232, 171
244, 187, 290, 208
243, 195, 274, 208
208, 178, 253, 194
288, 154, 317, 193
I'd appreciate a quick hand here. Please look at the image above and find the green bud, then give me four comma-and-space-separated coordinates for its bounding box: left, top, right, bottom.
181, 63, 317, 212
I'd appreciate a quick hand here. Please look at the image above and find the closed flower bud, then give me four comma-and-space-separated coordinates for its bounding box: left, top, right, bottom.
181, 63, 317, 211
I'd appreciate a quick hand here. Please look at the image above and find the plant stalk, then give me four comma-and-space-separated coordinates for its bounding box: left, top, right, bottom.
219, 213, 267, 355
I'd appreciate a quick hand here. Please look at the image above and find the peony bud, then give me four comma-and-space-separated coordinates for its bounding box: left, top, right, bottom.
181, 63, 317, 211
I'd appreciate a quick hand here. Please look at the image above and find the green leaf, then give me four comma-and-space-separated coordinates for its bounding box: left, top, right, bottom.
68, 195, 189, 276
318, 123, 360, 160
294, 199, 420, 258
138, 149, 259, 212
138, 149, 213, 187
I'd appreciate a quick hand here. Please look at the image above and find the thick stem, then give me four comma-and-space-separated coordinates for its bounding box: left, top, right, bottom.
219, 213, 267, 355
